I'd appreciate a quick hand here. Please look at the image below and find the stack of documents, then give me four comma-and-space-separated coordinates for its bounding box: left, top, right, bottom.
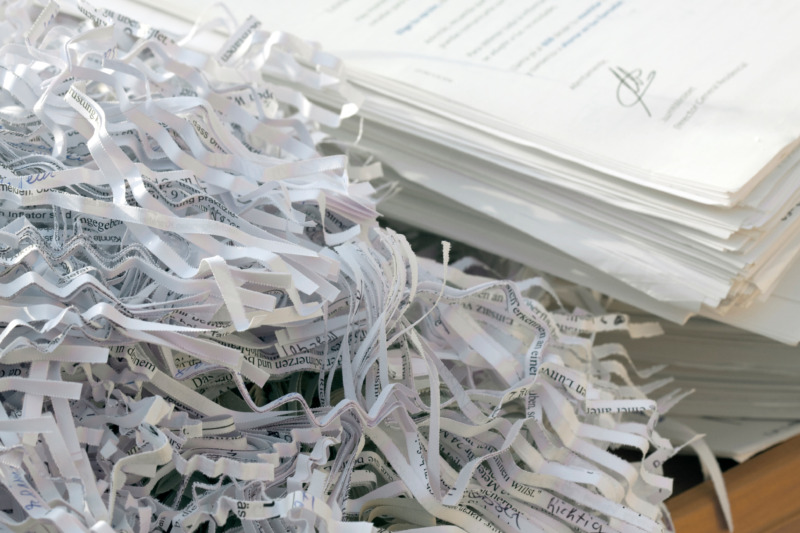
607, 306, 800, 462
144, 0, 800, 344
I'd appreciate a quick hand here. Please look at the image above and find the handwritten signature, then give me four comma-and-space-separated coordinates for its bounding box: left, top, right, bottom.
609, 66, 656, 117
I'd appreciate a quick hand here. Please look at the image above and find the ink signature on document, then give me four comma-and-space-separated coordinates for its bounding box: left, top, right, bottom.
609, 66, 656, 117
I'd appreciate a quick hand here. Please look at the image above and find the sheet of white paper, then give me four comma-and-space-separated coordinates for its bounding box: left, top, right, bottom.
672, 416, 800, 463
146, 0, 800, 204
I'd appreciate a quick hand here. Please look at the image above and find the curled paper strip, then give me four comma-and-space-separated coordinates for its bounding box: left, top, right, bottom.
0, 2, 684, 532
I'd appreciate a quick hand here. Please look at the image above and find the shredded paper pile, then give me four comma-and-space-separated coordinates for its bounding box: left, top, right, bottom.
0, 2, 686, 532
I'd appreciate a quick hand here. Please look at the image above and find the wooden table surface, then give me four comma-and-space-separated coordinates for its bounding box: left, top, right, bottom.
667, 434, 800, 532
